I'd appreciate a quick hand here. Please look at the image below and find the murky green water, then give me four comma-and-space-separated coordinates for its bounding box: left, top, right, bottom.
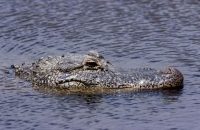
0, 0, 200, 130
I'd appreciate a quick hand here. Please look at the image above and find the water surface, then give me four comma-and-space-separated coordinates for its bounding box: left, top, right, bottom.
0, 0, 200, 130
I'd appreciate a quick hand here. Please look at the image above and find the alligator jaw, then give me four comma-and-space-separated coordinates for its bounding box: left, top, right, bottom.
56, 75, 99, 87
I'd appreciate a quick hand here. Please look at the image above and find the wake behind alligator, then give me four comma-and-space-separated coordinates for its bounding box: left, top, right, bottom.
12, 51, 184, 93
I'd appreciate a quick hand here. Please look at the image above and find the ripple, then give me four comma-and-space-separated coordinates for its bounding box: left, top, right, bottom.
0, 0, 200, 129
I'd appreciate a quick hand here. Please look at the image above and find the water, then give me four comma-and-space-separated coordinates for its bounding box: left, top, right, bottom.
0, 0, 200, 129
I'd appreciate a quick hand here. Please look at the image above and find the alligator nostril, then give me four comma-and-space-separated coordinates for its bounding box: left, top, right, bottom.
11, 64, 15, 69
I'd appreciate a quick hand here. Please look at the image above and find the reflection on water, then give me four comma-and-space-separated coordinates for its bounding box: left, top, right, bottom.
0, 0, 200, 129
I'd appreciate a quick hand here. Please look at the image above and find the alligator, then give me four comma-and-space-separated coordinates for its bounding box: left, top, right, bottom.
12, 51, 184, 93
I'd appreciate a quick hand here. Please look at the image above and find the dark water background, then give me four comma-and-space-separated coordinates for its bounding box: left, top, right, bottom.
0, 0, 200, 130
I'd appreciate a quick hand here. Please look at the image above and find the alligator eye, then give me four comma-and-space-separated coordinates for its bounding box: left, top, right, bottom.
85, 62, 98, 67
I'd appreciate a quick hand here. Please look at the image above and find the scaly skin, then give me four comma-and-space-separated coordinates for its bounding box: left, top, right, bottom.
12, 51, 184, 91
55, 67, 183, 90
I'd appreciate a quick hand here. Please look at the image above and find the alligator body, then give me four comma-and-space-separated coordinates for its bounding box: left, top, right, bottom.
12, 51, 183, 92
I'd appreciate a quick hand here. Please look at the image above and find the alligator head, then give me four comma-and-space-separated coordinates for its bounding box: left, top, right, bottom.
12, 51, 184, 92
